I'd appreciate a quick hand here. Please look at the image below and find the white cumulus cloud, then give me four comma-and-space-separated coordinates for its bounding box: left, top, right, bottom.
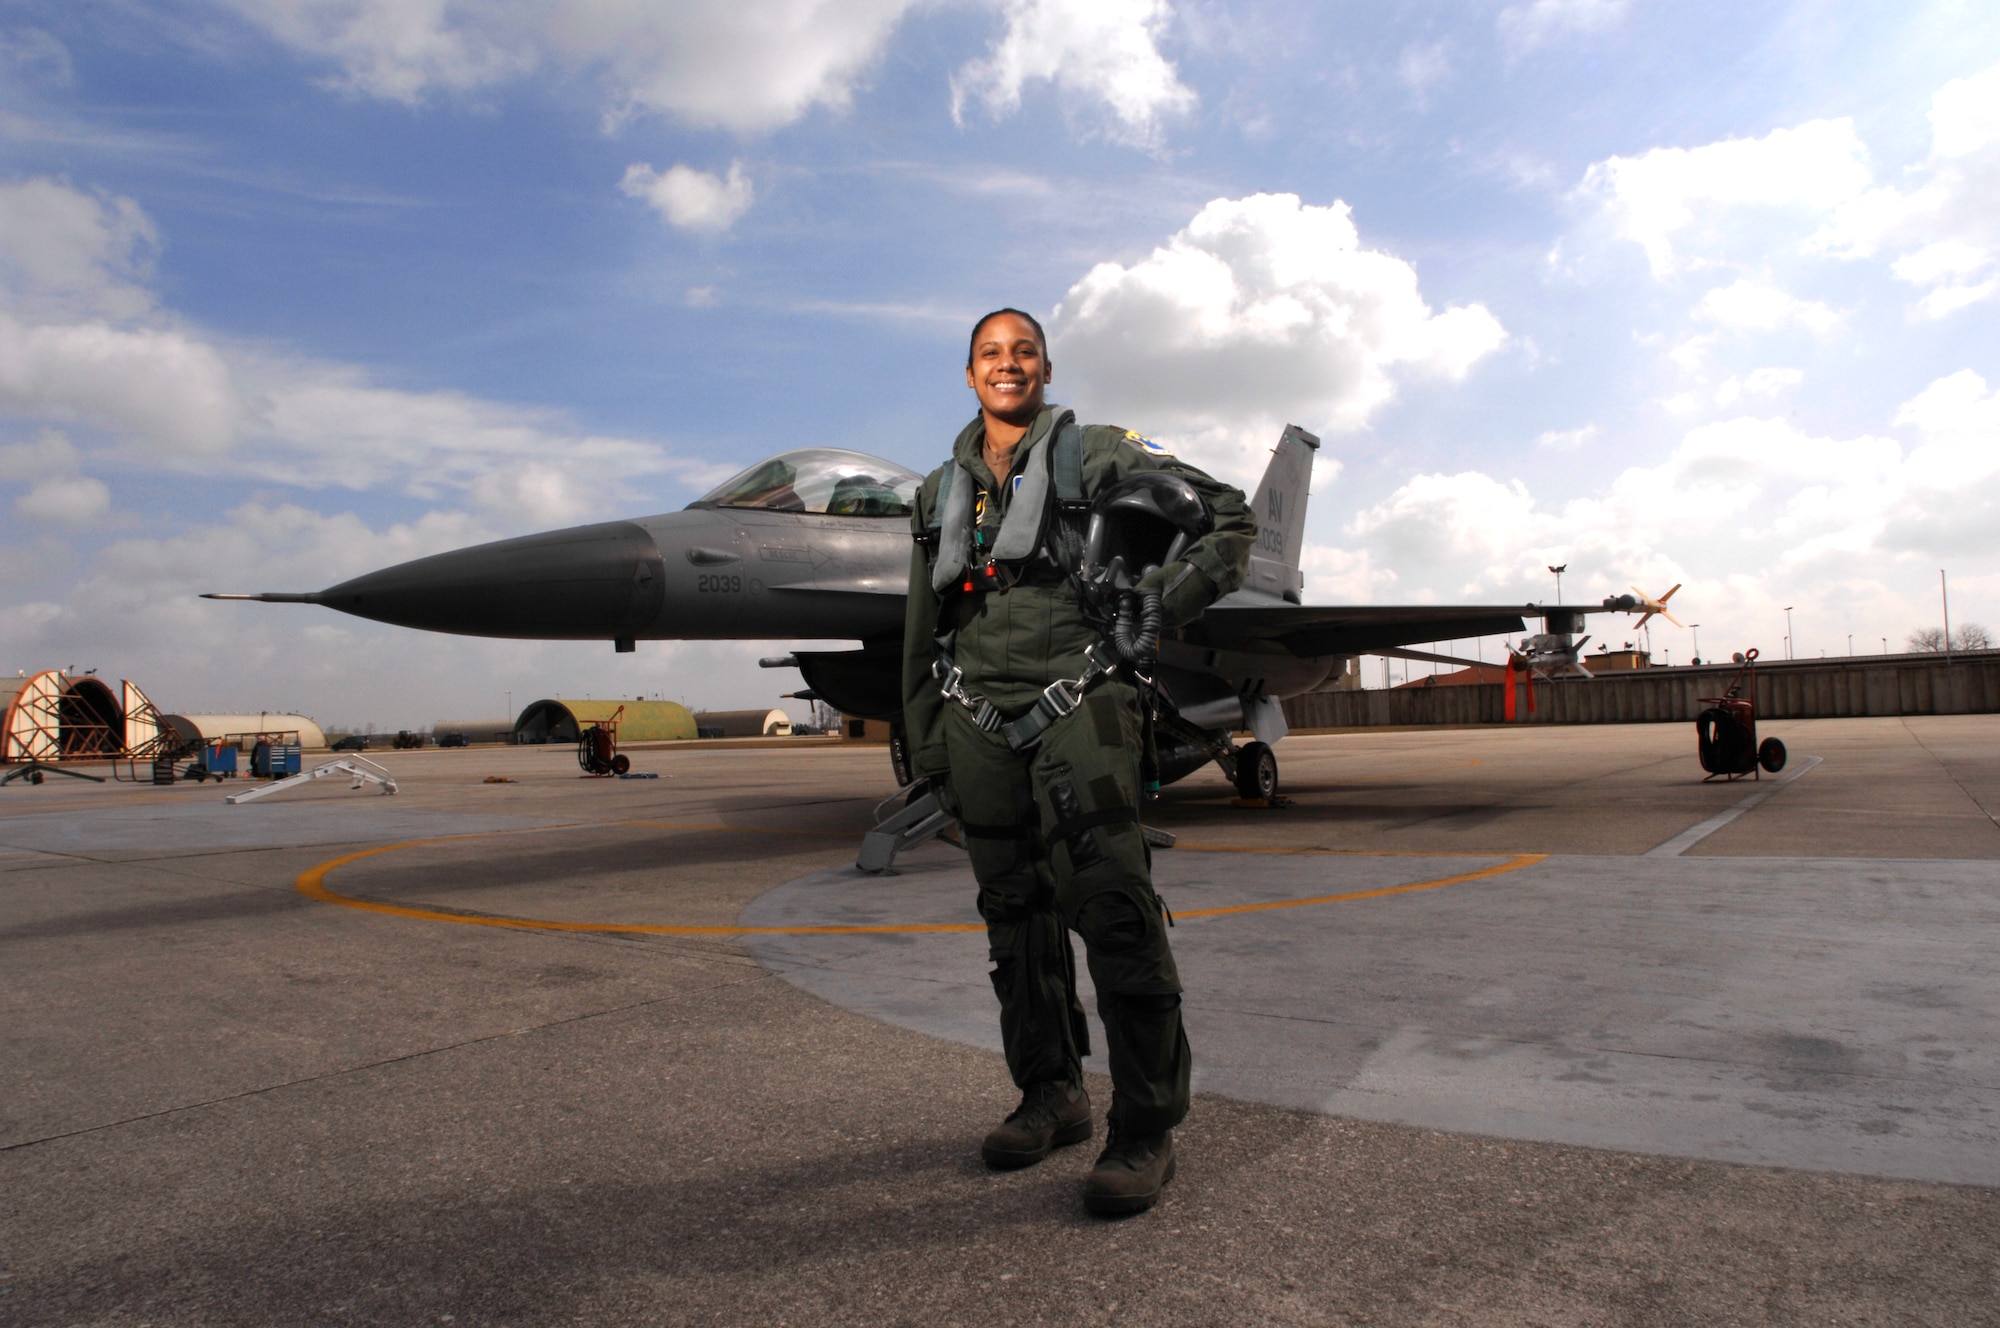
1, 427, 110, 524
0, 176, 156, 320
0, 313, 243, 453
217, 0, 917, 133
0, 177, 715, 524
1579, 63, 2000, 320
1579, 118, 1873, 276
1313, 370, 2000, 663
620, 160, 754, 232
219, 0, 1191, 143
1810, 61, 2000, 319
0, 426, 80, 481
1691, 278, 1842, 336
1048, 192, 1506, 481
15, 473, 109, 523
952, 0, 1194, 146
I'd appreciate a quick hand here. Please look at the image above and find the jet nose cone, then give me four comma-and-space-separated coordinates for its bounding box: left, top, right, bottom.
317, 520, 666, 639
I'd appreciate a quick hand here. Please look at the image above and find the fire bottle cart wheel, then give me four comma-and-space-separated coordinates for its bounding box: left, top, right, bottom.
1758, 737, 1787, 773
1234, 741, 1279, 800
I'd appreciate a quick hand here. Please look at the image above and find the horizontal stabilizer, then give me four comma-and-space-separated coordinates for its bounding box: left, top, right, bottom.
1379, 645, 1491, 670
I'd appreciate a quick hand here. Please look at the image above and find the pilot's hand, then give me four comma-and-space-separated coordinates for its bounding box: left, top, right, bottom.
1140, 561, 1217, 627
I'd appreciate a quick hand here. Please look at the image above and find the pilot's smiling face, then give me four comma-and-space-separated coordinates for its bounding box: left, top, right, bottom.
966, 314, 1050, 424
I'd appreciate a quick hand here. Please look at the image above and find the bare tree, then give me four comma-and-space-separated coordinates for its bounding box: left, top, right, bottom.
1907, 623, 1993, 652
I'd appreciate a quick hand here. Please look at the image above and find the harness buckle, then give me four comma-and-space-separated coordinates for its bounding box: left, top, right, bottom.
1039, 677, 1083, 719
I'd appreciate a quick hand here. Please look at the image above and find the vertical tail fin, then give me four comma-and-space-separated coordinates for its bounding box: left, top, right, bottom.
1243, 424, 1317, 601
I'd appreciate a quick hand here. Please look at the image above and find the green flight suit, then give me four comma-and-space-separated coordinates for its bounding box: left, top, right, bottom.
902, 405, 1255, 1135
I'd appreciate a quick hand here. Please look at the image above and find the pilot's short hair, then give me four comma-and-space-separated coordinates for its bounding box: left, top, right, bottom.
967, 308, 1048, 367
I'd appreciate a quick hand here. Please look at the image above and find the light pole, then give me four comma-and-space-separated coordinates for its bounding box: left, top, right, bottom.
1847, 633, 1852, 656
1691, 623, 1701, 663
1784, 606, 1794, 660
1548, 564, 1567, 602
1941, 569, 1952, 663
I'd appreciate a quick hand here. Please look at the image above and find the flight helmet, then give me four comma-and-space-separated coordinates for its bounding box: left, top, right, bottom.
1081, 471, 1213, 588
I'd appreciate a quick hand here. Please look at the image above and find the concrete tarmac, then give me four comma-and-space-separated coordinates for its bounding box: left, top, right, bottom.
3, 716, 1998, 1325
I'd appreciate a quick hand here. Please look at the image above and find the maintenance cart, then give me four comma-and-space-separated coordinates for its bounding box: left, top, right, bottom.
1694, 648, 1787, 780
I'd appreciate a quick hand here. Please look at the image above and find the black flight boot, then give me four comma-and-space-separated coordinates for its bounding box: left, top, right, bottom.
1082, 1120, 1175, 1216
981, 1080, 1092, 1169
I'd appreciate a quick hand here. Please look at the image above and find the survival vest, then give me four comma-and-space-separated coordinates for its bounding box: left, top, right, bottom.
921, 411, 1126, 752
922, 410, 1088, 596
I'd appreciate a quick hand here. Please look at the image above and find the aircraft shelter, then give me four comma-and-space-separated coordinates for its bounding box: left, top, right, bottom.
691, 708, 793, 738
1, 671, 163, 763
162, 714, 328, 751
513, 699, 697, 744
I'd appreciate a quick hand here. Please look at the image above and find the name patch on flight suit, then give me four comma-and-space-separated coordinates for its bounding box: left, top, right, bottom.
1125, 430, 1172, 457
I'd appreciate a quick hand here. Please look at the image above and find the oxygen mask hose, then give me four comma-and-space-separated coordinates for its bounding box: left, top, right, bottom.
1112, 565, 1165, 664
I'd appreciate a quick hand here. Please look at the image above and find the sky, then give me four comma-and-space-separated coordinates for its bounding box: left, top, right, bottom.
2, 0, 1998, 729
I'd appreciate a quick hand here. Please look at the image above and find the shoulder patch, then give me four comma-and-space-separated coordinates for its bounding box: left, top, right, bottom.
1124, 429, 1172, 457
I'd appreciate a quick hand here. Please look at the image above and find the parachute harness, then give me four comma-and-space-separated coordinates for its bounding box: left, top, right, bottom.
925, 415, 1204, 754
936, 640, 1129, 752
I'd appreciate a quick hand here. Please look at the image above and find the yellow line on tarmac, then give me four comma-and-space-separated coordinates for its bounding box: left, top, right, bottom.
294, 827, 1545, 937
1172, 854, 1544, 919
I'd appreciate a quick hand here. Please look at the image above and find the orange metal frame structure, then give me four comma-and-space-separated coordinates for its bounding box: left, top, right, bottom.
2, 670, 170, 764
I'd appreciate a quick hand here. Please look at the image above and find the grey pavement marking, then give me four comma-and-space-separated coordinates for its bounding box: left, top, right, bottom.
742, 846, 2000, 1185
0, 801, 578, 856
1642, 754, 1823, 858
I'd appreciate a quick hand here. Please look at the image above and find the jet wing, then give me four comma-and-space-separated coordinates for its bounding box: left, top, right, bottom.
1192, 602, 1609, 658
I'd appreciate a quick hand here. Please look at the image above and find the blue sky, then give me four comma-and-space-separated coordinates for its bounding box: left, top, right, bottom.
3, 0, 1998, 726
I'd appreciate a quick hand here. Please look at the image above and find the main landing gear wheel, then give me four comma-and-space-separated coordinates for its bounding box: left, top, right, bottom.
1234, 741, 1279, 800
1758, 737, 1787, 774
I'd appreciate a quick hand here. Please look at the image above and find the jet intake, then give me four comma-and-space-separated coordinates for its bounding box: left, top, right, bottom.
311, 520, 667, 640
793, 644, 904, 720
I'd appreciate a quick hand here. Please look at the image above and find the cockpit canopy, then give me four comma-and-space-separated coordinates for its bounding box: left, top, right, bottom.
690, 448, 923, 518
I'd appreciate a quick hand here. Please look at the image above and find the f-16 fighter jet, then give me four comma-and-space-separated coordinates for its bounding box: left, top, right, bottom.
208, 425, 1649, 804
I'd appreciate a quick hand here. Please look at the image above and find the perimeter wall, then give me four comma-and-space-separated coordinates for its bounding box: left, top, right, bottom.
1281, 652, 2000, 729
